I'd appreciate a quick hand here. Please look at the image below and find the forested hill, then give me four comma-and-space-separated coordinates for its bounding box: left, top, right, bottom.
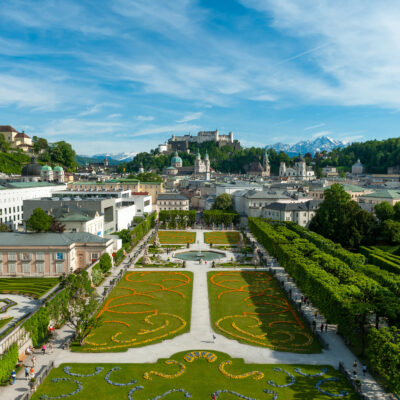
319, 137, 400, 173
117, 142, 294, 175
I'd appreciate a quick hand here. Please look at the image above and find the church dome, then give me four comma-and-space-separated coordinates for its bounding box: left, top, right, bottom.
22, 157, 41, 177
171, 151, 182, 165
53, 165, 64, 172
41, 165, 52, 172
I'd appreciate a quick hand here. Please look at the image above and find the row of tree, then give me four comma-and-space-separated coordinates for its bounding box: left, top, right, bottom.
249, 218, 400, 392
158, 210, 196, 229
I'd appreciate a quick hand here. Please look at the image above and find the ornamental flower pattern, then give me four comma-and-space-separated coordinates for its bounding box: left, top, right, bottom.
184, 351, 217, 363
0, 298, 17, 313
104, 367, 138, 386
212, 389, 259, 400
143, 360, 186, 380
218, 360, 264, 380
39, 378, 83, 399
294, 367, 327, 377
267, 368, 296, 388
63, 366, 104, 377
263, 389, 278, 400
316, 378, 349, 397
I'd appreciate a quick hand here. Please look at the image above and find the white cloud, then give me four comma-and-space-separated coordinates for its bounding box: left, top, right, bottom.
124, 123, 200, 137
176, 112, 202, 123
136, 115, 155, 121
107, 113, 122, 119
250, 93, 277, 102
305, 123, 326, 131
311, 130, 332, 138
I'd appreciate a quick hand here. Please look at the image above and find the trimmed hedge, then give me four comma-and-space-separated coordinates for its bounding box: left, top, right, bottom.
203, 210, 239, 225
0, 343, 18, 384
360, 246, 400, 274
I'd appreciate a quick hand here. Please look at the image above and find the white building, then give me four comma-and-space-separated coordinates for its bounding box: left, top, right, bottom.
279, 156, 315, 181
0, 182, 66, 229
156, 193, 189, 211
194, 150, 211, 180
352, 159, 364, 175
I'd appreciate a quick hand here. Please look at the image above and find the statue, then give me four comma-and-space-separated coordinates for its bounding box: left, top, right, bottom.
154, 235, 160, 248
142, 246, 151, 265
252, 247, 260, 266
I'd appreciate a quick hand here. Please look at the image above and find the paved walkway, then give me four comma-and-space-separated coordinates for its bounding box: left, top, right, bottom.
1, 228, 390, 399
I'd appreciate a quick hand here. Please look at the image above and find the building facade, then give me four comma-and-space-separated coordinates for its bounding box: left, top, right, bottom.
156, 193, 189, 211
0, 232, 114, 277
279, 156, 315, 180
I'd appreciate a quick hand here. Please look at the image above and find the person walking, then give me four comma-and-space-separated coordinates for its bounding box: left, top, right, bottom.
325, 323, 328, 332
11, 370, 16, 385
32, 356, 36, 367
49, 342, 54, 353
320, 323, 324, 332
42, 344, 46, 355
212, 334, 216, 343
25, 366, 30, 380
30, 367, 35, 379
362, 364, 367, 376
314, 310, 318, 318
312, 319, 316, 332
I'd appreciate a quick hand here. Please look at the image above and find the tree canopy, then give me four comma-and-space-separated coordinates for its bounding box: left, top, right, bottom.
212, 193, 234, 212
26, 208, 53, 232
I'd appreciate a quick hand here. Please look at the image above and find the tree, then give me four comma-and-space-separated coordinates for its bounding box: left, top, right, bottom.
50, 220, 66, 232
26, 208, 53, 232
0, 133, 10, 153
99, 253, 112, 273
50, 141, 77, 170
394, 202, 400, 222
0, 223, 11, 232
212, 193, 234, 212
382, 219, 400, 244
32, 136, 48, 154
367, 327, 400, 393
374, 202, 395, 222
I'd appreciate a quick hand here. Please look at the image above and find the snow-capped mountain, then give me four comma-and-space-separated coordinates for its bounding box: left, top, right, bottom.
265, 136, 347, 155
91, 152, 137, 162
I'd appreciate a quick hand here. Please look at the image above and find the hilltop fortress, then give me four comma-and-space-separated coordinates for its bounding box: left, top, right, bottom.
158, 130, 240, 153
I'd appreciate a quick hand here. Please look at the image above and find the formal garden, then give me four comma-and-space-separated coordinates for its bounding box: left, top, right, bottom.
0, 278, 59, 298
158, 231, 196, 244
208, 271, 321, 353
204, 231, 241, 245
31, 350, 358, 399
77, 271, 193, 352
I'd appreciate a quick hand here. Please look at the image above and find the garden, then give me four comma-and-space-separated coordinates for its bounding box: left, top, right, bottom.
204, 231, 241, 245
78, 271, 193, 352
158, 231, 196, 244
208, 271, 321, 353
31, 350, 358, 399
0, 278, 59, 298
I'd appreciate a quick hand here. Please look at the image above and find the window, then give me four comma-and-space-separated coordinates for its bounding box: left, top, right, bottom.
22, 263, 31, 273
20, 252, 31, 261
91, 253, 99, 260
8, 252, 16, 261
36, 252, 44, 261
56, 263, 64, 273
36, 262, 44, 273
8, 263, 16, 273
56, 252, 64, 260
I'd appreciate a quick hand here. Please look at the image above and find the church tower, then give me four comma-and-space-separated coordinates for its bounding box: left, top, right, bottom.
204, 151, 211, 180
263, 150, 271, 177
279, 161, 286, 177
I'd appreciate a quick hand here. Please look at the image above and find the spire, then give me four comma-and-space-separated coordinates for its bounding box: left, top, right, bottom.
175, 151, 178, 157
205, 151, 209, 159
264, 149, 269, 164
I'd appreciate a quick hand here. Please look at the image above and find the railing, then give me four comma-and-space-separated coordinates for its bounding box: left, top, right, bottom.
20, 361, 55, 400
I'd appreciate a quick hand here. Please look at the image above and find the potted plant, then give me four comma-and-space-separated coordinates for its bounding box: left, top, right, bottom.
29, 377, 36, 390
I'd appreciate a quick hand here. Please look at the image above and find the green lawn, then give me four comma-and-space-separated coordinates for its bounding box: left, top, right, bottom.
31, 351, 358, 400
208, 271, 322, 353
0, 317, 13, 330
76, 271, 193, 352
205, 231, 241, 245
0, 278, 59, 298
158, 231, 196, 244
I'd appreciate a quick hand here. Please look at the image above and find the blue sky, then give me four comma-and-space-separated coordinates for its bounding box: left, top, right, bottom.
1, 0, 400, 155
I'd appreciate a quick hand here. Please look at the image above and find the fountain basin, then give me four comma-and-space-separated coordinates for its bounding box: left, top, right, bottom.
175, 251, 225, 261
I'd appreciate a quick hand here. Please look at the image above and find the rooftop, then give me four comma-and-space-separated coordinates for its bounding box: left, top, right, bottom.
157, 193, 189, 201
0, 232, 110, 247
362, 190, 400, 199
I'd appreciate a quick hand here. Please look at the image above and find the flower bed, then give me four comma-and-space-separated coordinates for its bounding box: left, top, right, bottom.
0, 298, 17, 313
78, 271, 193, 352
208, 271, 321, 353
158, 231, 196, 244
0, 278, 59, 298
204, 231, 241, 245
31, 351, 358, 400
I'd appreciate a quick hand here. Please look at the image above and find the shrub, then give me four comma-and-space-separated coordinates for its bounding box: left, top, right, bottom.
0, 343, 18, 384
91, 265, 103, 286
99, 253, 112, 274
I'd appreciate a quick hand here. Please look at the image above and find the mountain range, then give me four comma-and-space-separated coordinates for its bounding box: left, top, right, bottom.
75, 152, 137, 166
265, 136, 347, 156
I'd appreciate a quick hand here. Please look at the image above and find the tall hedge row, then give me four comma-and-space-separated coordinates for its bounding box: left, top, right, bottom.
360, 246, 400, 274
0, 343, 18, 384
249, 218, 400, 342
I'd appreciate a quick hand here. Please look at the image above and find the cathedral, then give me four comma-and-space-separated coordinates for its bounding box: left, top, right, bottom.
162, 150, 211, 180
279, 156, 315, 181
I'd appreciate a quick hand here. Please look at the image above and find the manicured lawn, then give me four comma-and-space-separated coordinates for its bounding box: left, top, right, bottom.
32, 351, 358, 400
0, 317, 13, 330
158, 231, 196, 244
205, 231, 241, 245
208, 271, 322, 353
77, 271, 193, 352
0, 278, 59, 298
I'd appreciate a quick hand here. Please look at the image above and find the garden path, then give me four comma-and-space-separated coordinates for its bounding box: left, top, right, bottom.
1, 229, 390, 399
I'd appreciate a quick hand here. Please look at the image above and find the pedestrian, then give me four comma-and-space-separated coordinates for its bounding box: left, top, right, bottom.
353, 360, 358, 369
212, 334, 216, 343
325, 323, 328, 332
212, 393, 216, 400
11, 370, 16, 385
362, 364, 367, 376
32, 356, 36, 367
42, 344, 46, 355
30, 367, 35, 379
25, 366, 29, 380
312, 319, 316, 332
353, 367, 357, 378
301, 295, 304, 303
320, 323, 324, 332
314, 310, 318, 318
49, 342, 54, 353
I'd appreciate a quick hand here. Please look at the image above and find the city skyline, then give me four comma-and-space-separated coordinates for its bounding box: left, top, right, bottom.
1, 0, 400, 154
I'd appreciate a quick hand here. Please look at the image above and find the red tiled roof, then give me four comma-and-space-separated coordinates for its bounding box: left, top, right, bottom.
131, 191, 149, 195
15, 132, 31, 138
0, 125, 19, 133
